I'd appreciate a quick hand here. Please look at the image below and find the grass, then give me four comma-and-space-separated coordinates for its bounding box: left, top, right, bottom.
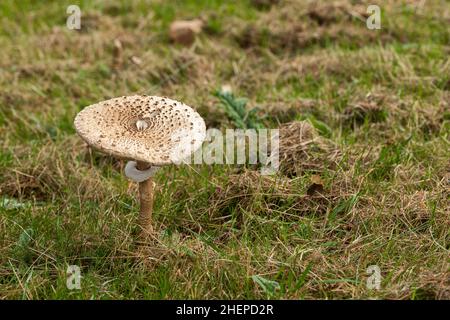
0, 0, 449, 299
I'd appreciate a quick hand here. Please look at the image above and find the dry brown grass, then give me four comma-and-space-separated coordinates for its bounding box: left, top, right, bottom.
278, 121, 342, 177
0, 138, 114, 202
0, 0, 448, 299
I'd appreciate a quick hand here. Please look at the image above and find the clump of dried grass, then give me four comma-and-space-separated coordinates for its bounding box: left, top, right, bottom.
234, 1, 392, 52
416, 269, 450, 299
343, 93, 387, 127
148, 49, 211, 86
208, 170, 293, 219
0, 138, 113, 201
342, 89, 448, 139
265, 98, 318, 124
208, 168, 348, 226
416, 96, 448, 136
278, 121, 341, 177
305, 1, 369, 26
205, 121, 348, 224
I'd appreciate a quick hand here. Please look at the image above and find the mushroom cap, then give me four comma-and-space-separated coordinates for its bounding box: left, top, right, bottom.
74, 95, 206, 165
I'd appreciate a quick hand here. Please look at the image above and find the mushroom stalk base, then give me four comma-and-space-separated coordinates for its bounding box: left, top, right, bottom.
137, 161, 154, 238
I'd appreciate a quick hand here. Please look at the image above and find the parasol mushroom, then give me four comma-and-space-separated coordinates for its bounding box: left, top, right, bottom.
74, 95, 206, 239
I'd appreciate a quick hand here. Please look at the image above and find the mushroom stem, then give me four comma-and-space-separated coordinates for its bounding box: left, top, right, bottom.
136, 161, 154, 238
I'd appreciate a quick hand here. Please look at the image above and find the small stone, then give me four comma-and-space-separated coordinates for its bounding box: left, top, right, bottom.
130, 56, 142, 65
169, 19, 203, 46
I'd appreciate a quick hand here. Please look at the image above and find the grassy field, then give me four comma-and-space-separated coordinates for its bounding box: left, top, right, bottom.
0, 0, 449, 299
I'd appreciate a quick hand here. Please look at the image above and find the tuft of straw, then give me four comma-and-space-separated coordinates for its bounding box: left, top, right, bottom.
278, 121, 341, 177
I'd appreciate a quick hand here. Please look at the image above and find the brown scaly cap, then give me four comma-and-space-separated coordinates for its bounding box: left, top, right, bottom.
74, 95, 206, 165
